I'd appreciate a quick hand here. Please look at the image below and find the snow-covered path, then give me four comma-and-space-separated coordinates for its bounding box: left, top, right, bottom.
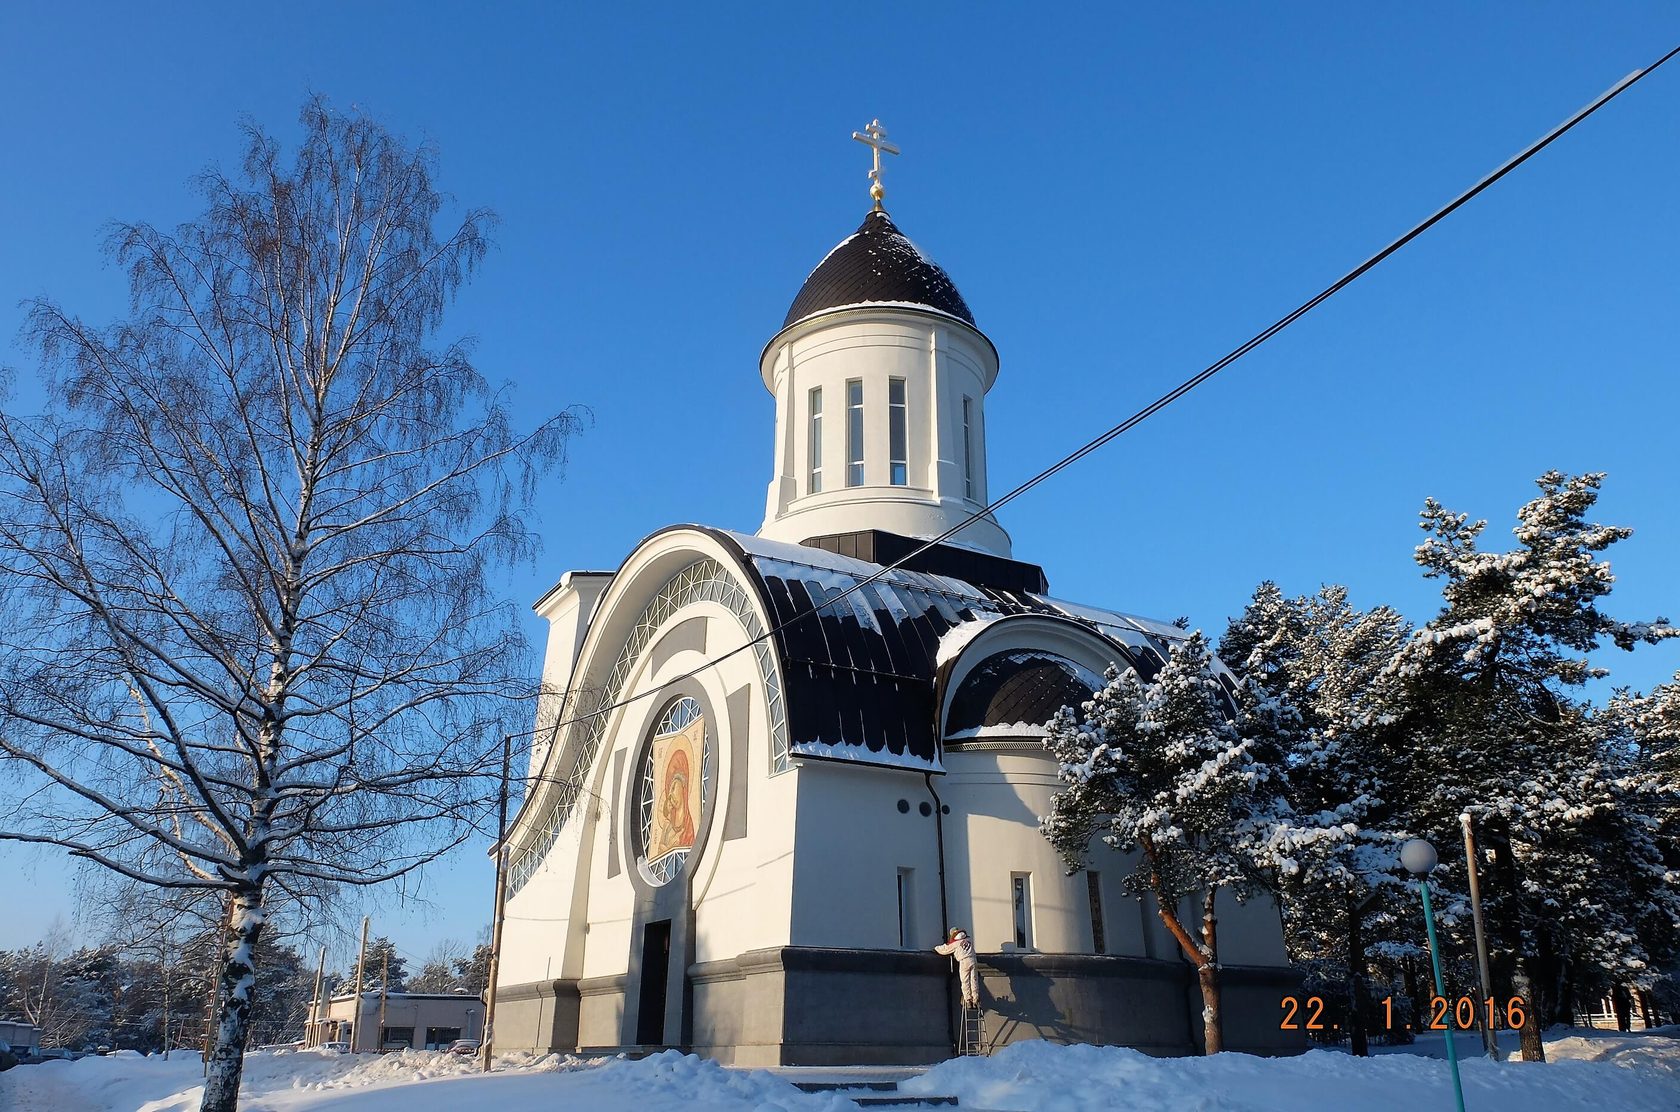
2, 1028, 1674, 1112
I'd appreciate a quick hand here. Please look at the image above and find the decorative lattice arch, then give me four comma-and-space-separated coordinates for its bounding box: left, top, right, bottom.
508, 557, 788, 894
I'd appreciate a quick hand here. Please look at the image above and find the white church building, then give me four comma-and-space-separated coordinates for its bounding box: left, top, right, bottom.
493, 138, 1301, 1065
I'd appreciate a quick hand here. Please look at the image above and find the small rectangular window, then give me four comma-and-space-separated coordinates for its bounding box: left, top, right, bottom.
962, 396, 975, 499
846, 379, 864, 487
1011, 872, 1034, 950
897, 867, 914, 947
888, 377, 908, 486
1086, 871, 1107, 954
808, 386, 823, 494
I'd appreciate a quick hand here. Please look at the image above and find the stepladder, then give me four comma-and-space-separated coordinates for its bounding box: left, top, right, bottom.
958, 1005, 987, 1056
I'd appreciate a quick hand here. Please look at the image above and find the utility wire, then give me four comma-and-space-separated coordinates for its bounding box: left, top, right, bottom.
522, 45, 1680, 774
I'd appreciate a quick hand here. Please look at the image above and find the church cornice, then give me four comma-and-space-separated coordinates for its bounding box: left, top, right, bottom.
758, 301, 997, 389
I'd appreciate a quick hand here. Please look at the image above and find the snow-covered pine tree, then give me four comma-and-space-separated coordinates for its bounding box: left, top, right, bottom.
1040, 632, 1290, 1054
1221, 582, 1413, 1054
362, 938, 409, 995
454, 943, 492, 996
1389, 470, 1678, 1060
1604, 675, 1680, 1024
1610, 673, 1680, 837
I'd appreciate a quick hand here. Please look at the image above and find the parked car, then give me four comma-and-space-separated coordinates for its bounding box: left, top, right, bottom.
318, 1041, 351, 1053
446, 1039, 479, 1057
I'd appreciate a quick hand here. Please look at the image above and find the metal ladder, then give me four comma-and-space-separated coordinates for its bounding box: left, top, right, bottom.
958, 1005, 987, 1056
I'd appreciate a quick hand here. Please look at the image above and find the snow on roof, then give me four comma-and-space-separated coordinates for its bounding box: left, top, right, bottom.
935, 614, 1003, 669
790, 737, 943, 772
945, 721, 1053, 740
714, 530, 1181, 774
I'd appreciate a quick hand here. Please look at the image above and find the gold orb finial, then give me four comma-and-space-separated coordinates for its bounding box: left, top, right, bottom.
851, 119, 900, 211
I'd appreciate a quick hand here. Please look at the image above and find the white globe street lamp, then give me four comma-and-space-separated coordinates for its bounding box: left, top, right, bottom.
1401, 838, 1439, 876
1404, 838, 1465, 1112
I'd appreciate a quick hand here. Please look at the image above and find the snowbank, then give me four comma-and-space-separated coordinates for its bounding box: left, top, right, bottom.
3, 1030, 1674, 1112
0, 1047, 857, 1112
900, 1031, 1680, 1112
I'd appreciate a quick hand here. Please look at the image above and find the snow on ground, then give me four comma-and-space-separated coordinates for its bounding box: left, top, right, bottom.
902, 1027, 1680, 1112
0, 1047, 858, 1112
2, 1028, 1674, 1112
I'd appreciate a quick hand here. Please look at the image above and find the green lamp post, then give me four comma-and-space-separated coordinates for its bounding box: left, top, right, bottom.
1402, 838, 1467, 1112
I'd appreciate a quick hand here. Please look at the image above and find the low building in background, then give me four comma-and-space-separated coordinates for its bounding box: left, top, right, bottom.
305, 991, 482, 1052
0, 1019, 40, 1055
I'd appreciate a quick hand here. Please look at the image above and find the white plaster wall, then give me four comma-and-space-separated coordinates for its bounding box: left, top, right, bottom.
786, 747, 1171, 962
788, 760, 945, 950
939, 750, 1103, 954
758, 308, 1009, 556
527, 572, 613, 780
499, 829, 586, 985
1211, 887, 1290, 967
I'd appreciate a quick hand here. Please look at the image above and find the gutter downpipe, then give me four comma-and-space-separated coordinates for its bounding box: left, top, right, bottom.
924, 771, 956, 1055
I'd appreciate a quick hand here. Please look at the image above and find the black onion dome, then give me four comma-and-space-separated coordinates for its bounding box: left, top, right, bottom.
783, 209, 976, 329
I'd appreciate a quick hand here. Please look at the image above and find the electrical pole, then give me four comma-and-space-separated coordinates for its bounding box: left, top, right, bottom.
308, 947, 327, 1049
480, 732, 513, 1073
350, 916, 371, 1053
378, 952, 389, 1051
1461, 813, 1501, 1060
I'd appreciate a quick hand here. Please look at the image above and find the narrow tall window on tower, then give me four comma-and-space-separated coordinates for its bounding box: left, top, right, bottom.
1011, 872, 1034, 950
896, 867, 914, 947
1086, 871, 1107, 954
888, 378, 908, 486
808, 386, 823, 494
846, 379, 864, 486
962, 396, 975, 499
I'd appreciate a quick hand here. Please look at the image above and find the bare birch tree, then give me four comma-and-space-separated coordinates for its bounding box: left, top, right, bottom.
0, 98, 577, 1111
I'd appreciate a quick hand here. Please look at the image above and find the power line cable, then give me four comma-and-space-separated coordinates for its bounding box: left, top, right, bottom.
521, 45, 1680, 778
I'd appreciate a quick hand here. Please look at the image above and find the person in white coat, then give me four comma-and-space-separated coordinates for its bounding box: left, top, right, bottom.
935, 926, 980, 1009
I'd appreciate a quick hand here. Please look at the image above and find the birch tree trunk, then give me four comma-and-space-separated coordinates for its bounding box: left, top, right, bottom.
203, 887, 266, 1112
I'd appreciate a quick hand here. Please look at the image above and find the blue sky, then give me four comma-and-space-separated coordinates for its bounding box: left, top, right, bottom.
2, 4, 1677, 967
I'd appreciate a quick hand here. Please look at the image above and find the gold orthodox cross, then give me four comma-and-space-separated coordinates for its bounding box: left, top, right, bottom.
851, 119, 900, 209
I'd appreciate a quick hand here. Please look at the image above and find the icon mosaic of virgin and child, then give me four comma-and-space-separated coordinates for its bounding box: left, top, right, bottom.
646, 714, 705, 863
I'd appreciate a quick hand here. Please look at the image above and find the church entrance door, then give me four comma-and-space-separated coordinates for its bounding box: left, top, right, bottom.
636, 919, 672, 1045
